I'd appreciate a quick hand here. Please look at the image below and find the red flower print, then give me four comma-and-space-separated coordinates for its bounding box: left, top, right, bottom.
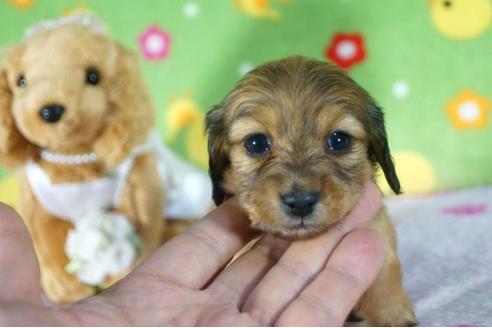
324, 33, 366, 69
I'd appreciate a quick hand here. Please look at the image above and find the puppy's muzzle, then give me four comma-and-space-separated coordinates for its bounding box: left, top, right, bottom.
281, 190, 320, 219
39, 104, 65, 123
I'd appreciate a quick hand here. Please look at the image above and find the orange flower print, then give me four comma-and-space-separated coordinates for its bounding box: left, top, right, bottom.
445, 90, 490, 130
9, 0, 35, 10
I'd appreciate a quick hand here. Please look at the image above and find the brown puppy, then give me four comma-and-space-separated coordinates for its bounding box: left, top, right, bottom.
206, 56, 416, 326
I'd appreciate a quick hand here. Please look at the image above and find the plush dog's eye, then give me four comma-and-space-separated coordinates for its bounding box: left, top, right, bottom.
244, 133, 271, 157
17, 74, 26, 88
326, 131, 352, 154
86, 68, 100, 85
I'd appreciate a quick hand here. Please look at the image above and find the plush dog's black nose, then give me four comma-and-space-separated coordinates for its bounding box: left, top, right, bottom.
39, 104, 65, 123
281, 191, 320, 218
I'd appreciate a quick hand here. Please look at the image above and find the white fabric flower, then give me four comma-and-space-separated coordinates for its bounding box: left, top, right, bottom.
65, 209, 140, 286
102, 241, 136, 276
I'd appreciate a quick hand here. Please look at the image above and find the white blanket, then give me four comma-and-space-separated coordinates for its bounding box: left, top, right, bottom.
387, 185, 492, 326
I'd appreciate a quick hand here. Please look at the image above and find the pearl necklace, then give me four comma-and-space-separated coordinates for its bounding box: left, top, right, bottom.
40, 150, 98, 165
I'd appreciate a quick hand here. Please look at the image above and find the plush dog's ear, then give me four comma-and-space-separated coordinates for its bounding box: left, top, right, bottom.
0, 62, 37, 169
366, 102, 401, 194
205, 103, 231, 205
93, 42, 154, 168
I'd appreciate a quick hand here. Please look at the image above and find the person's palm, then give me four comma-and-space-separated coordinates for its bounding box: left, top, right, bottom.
0, 183, 385, 326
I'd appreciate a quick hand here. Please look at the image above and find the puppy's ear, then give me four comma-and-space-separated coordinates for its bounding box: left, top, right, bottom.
0, 55, 37, 169
205, 103, 231, 205
366, 102, 401, 194
94, 42, 154, 168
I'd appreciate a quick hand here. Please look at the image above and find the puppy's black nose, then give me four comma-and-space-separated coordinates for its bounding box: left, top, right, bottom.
39, 104, 65, 123
281, 191, 320, 218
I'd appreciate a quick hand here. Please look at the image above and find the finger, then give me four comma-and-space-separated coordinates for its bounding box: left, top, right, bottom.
241, 182, 382, 325
276, 228, 386, 326
0, 203, 42, 303
207, 234, 291, 307
133, 199, 258, 289
336, 182, 382, 234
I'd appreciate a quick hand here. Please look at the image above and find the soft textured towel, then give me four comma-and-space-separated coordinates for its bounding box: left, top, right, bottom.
387, 185, 492, 326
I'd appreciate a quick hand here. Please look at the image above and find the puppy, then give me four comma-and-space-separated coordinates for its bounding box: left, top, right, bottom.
206, 56, 416, 326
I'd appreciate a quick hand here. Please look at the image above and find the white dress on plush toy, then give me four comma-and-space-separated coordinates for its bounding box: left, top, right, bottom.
24, 130, 213, 285
25, 130, 213, 223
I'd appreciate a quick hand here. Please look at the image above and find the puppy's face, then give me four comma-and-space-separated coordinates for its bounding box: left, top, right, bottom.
3, 25, 117, 152
207, 57, 399, 239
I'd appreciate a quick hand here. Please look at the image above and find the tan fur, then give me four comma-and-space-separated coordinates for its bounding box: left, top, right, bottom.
363, 209, 417, 326
206, 56, 416, 326
20, 174, 95, 302
0, 25, 173, 303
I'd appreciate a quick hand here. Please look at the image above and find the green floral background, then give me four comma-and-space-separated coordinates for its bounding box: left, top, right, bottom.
1, 0, 491, 209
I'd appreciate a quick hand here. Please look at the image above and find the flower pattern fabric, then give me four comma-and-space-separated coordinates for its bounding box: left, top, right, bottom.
138, 25, 171, 61
0, 1, 491, 205
445, 90, 490, 131
324, 33, 366, 69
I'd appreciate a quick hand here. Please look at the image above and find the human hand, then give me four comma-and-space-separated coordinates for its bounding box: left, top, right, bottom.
0, 182, 385, 326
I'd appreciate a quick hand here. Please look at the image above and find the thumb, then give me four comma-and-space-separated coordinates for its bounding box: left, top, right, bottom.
0, 203, 42, 303
338, 181, 383, 234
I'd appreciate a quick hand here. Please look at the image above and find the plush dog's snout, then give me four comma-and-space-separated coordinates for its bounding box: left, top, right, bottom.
281, 191, 320, 218
39, 104, 65, 123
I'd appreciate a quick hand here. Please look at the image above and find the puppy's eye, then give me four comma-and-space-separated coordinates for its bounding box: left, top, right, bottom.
244, 133, 271, 157
86, 67, 100, 85
326, 131, 352, 154
17, 74, 26, 88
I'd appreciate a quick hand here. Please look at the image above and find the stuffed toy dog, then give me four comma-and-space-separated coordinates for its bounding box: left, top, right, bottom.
0, 15, 212, 303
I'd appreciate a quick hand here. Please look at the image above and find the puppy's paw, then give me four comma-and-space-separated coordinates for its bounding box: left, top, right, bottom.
366, 301, 417, 327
